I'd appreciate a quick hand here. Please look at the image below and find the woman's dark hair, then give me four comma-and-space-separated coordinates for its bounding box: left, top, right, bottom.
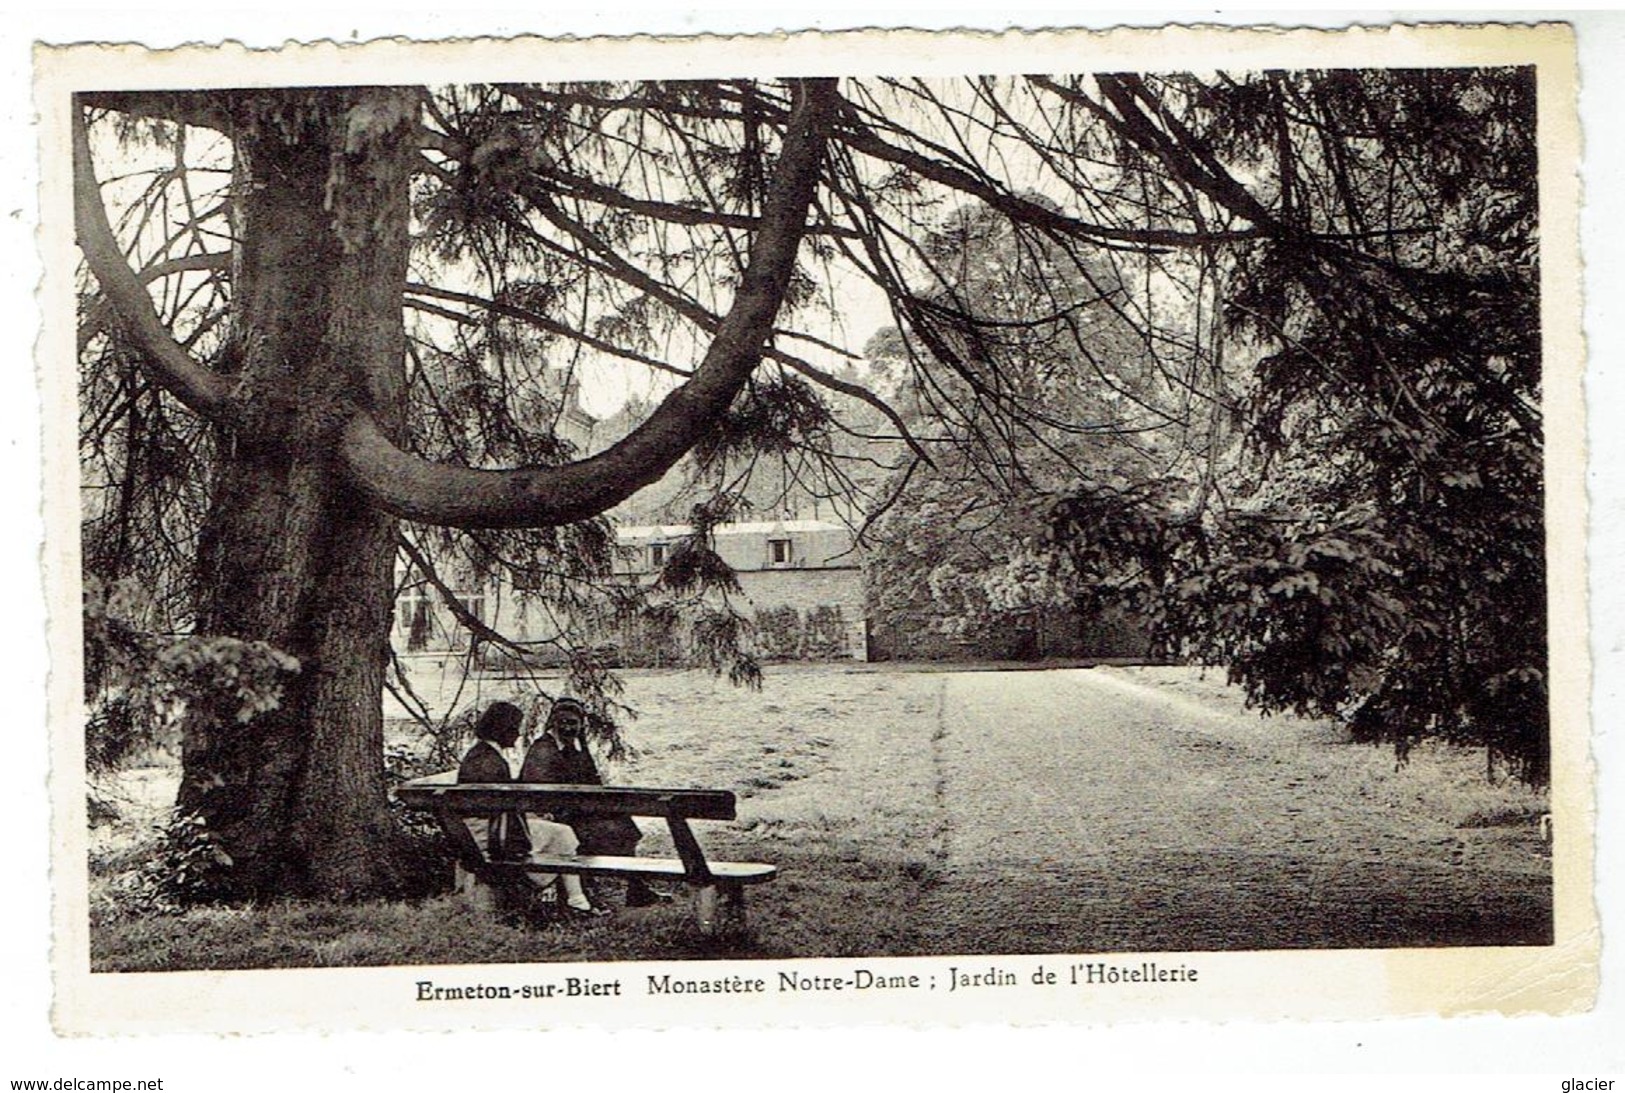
475, 701, 524, 744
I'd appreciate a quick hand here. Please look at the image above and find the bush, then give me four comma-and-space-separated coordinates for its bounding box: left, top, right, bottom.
754, 605, 803, 659
803, 606, 847, 659
104, 810, 237, 916
754, 605, 850, 661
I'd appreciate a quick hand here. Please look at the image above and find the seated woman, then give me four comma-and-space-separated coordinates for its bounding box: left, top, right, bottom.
521, 697, 671, 908
458, 701, 608, 918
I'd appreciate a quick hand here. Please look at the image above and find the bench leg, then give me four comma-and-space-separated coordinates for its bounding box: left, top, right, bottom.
694, 884, 720, 935
722, 882, 748, 935
694, 882, 748, 938
455, 863, 500, 914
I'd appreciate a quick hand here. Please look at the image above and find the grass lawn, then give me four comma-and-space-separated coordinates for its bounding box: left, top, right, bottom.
86, 664, 1549, 971
90, 666, 945, 970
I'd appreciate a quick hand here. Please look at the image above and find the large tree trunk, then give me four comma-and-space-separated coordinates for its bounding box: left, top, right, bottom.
176, 90, 416, 899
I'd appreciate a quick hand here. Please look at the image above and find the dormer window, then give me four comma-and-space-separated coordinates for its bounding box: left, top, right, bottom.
768, 538, 792, 566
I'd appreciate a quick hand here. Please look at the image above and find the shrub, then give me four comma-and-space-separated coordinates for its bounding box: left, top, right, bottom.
803, 605, 847, 659
754, 605, 803, 659
105, 810, 237, 916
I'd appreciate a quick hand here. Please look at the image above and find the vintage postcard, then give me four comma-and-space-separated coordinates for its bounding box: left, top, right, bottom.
36, 21, 1592, 1034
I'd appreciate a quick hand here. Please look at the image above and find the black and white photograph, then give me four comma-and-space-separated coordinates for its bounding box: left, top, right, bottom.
34, 20, 1595, 1038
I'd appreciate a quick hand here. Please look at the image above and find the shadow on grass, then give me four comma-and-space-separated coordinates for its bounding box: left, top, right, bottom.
89, 847, 940, 973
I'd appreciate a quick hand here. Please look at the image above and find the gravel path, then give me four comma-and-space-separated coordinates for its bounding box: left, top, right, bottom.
913, 668, 1551, 954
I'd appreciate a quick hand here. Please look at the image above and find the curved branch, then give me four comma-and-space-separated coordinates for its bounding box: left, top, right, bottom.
73, 102, 235, 422
1086, 75, 1276, 229
541, 163, 861, 239
397, 534, 539, 656
340, 78, 839, 529
78, 91, 230, 133
80, 250, 231, 352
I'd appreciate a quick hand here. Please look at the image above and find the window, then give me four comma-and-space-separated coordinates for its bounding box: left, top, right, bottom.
649, 542, 669, 568
768, 538, 792, 566
450, 589, 487, 650
397, 590, 432, 652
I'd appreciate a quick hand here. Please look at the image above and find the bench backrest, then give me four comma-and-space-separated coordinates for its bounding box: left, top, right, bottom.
395, 776, 738, 822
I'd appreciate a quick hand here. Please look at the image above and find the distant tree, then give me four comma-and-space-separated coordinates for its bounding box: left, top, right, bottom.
860, 201, 1185, 653
1046, 69, 1548, 783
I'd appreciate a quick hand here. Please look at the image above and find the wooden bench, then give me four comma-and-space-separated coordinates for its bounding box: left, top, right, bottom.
395, 772, 776, 936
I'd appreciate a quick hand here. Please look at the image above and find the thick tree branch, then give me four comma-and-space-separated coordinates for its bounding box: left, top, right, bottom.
73, 103, 235, 421
80, 250, 230, 352
78, 91, 230, 133
340, 78, 839, 529
1088, 75, 1277, 229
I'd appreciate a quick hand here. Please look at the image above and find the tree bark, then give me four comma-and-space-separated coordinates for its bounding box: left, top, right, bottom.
174, 89, 416, 898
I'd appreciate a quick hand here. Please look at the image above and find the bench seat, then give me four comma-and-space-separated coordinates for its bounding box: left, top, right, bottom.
518, 854, 777, 883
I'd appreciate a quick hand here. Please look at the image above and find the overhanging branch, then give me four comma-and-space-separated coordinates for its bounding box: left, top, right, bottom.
80, 250, 231, 352
78, 91, 231, 133
339, 78, 840, 529
73, 102, 235, 423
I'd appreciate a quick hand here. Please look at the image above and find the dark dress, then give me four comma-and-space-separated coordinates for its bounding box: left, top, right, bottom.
519, 737, 641, 856
457, 740, 532, 862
